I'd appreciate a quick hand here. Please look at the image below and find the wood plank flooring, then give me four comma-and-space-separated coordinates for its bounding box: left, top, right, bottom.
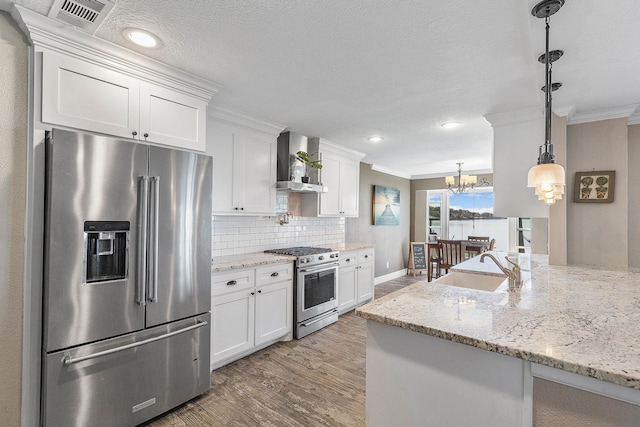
145, 274, 425, 427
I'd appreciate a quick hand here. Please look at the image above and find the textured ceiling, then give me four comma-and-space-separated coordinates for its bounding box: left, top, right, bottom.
13, 0, 640, 177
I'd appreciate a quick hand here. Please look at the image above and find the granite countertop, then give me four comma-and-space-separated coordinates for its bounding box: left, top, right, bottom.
212, 243, 374, 272
356, 252, 640, 390
331, 243, 375, 252
212, 252, 296, 272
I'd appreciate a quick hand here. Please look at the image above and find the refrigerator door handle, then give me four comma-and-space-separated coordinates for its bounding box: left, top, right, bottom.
147, 176, 160, 303
61, 320, 208, 366
136, 176, 149, 306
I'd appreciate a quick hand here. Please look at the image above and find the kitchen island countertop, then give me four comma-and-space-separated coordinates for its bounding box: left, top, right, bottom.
356, 252, 640, 390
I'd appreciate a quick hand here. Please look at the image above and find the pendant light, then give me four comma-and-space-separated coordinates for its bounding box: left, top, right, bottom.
527, 0, 566, 205
446, 163, 477, 193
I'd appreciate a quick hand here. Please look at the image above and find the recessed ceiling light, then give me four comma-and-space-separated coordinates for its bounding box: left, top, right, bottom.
123, 28, 161, 48
441, 121, 462, 129
368, 136, 383, 143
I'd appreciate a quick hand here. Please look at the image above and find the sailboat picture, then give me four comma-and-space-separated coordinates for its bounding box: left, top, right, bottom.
373, 185, 400, 225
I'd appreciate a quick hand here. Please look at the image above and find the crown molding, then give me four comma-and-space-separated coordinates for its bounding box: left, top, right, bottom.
553, 104, 575, 118
12, 5, 221, 101
207, 105, 286, 137
411, 169, 493, 180
628, 111, 640, 125
369, 164, 412, 179
484, 107, 543, 128
311, 137, 366, 161
568, 104, 640, 125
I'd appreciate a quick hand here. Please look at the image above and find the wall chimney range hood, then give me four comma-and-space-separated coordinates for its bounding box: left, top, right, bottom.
276, 131, 328, 193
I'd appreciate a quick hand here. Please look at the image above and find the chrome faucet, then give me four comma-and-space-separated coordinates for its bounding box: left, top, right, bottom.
480, 253, 522, 291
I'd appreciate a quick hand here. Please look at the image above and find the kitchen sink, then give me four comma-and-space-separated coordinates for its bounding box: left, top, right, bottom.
432, 271, 506, 292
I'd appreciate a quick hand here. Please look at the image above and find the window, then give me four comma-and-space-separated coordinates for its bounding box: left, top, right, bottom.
428, 191, 447, 238
426, 189, 508, 252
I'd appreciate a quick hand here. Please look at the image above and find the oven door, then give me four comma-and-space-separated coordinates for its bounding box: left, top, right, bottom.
297, 262, 339, 323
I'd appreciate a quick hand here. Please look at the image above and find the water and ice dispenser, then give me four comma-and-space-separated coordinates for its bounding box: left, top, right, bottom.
83, 221, 130, 284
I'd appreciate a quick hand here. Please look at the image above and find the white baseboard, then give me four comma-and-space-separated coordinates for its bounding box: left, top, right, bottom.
374, 269, 408, 285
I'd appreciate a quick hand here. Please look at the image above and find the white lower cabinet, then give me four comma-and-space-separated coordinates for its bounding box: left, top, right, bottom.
211, 262, 293, 369
338, 248, 375, 314
357, 249, 375, 303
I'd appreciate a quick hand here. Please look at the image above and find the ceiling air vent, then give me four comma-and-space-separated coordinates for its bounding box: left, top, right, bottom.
48, 0, 115, 34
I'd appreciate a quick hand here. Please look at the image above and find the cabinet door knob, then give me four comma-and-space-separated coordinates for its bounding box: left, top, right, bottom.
132, 131, 138, 137
271, 272, 279, 277
240, 207, 244, 211
144, 133, 149, 138
227, 280, 237, 286
364, 255, 369, 258
250, 292, 255, 295
258, 290, 262, 293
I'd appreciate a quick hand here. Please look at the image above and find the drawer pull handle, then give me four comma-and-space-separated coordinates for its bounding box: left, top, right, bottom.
227, 280, 237, 286
271, 272, 279, 277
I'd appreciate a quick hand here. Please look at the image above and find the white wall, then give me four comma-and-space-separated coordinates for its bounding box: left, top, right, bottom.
0, 11, 28, 426
567, 118, 628, 267
486, 109, 550, 218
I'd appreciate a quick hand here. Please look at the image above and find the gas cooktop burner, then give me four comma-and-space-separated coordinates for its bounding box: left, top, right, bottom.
264, 246, 333, 256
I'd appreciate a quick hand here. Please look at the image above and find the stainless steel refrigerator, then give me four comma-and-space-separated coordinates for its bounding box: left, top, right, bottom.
41, 128, 212, 426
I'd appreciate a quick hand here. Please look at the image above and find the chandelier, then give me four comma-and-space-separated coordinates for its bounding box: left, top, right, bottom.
445, 163, 478, 194
527, 0, 566, 205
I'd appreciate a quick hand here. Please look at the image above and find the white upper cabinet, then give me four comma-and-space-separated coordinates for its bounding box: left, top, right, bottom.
302, 138, 365, 217
139, 83, 207, 150
207, 106, 284, 216
41, 51, 140, 138
41, 50, 208, 151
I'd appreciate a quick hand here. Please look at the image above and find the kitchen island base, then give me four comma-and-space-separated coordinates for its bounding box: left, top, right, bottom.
366, 320, 640, 427
366, 321, 529, 426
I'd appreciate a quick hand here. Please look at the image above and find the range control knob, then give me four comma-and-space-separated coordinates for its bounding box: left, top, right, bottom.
318, 255, 325, 261
299, 258, 308, 264
330, 253, 336, 258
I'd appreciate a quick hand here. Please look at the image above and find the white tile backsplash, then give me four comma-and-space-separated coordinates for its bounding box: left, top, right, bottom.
212, 192, 345, 257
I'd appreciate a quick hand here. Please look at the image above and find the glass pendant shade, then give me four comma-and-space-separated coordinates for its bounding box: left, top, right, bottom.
528, 163, 565, 205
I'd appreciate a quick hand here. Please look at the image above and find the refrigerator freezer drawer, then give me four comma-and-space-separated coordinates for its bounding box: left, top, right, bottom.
42, 313, 211, 427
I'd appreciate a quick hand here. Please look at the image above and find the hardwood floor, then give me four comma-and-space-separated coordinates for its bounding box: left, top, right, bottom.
145, 274, 426, 427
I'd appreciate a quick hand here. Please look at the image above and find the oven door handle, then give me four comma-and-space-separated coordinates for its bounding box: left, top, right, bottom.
298, 262, 339, 273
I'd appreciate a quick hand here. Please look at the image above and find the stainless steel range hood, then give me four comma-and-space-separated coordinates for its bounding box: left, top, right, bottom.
276, 131, 328, 193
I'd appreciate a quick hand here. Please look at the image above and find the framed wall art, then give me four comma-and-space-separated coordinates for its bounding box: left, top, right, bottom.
574, 170, 615, 203
373, 185, 400, 225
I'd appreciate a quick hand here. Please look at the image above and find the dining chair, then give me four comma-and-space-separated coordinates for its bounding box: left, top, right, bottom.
488, 238, 496, 250
437, 240, 463, 275
427, 242, 441, 282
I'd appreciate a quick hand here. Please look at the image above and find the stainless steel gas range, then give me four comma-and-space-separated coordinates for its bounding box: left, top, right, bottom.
264, 247, 339, 338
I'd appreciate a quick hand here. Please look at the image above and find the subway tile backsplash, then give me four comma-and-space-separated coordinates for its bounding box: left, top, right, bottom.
211, 192, 345, 257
